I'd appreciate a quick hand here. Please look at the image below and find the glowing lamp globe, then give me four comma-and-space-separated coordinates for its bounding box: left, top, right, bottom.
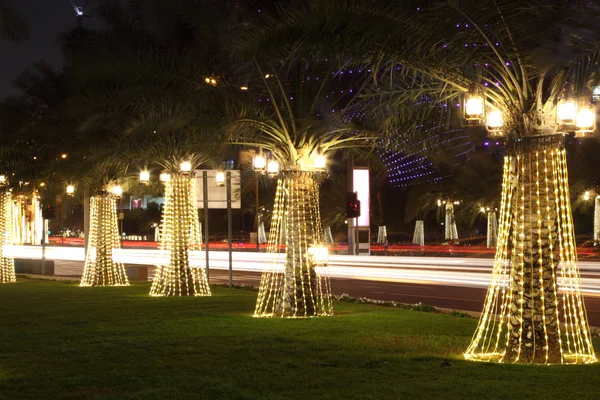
575, 105, 595, 134
308, 246, 328, 265
267, 160, 280, 177
313, 153, 326, 170
180, 161, 192, 173
111, 186, 123, 198
557, 101, 577, 124
584, 191, 591, 201
159, 173, 171, 182
253, 152, 266, 172
66, 185, 75, 196
215, 171, 225, 187
0, 175, 6, 185
466, 98, 484, 117
140, 170, 150, 184
464, 86, 485, 122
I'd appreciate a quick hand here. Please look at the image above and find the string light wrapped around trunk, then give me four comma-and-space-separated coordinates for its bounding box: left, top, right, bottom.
254, 171, 333, 318
465, 136, 596, 364
413, 220, 424, 246
150, 172, 210, 297
445, 203, 458, 241
0, 191, 15, 283
80, 194, 129, 287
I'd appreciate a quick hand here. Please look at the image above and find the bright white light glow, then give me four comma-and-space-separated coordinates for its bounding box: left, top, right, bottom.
308, 246, 328, 264
557, 101, 577, 123
180, 161, 192, 172
159, 173, 170, 182
576, 106, 595, 129
466, 97, 484, 117
111, 186, 123, 197
486, 110, 503, 129
313, 153, 326, 170
253, 153, 266, 170
66, 185, 75, 195
140, 170, 150, 183
215, 171, 225, 186
267, 160, 279, 176
584, 191, 591, 201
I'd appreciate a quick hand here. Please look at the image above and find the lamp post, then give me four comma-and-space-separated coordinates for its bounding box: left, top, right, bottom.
216, 168, 233, 288
63, 184, 75, 245
252, 149, 278, 251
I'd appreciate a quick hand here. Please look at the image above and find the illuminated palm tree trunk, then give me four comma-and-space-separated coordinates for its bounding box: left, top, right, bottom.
0, 191, 15, 283
255, 171, 333, 318
466, 136, 595, 364
80, 194, 129, 287
445, 203, 458, 241
413, 220, 424, 246
150, 173, 210, 297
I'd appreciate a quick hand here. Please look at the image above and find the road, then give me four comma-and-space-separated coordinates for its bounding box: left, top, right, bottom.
50, 258, 600, 327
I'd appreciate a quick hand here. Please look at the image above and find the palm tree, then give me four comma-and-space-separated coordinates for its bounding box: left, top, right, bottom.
238, 0, 600, 363
228, 65, 370, 317
0, 0, 28, 43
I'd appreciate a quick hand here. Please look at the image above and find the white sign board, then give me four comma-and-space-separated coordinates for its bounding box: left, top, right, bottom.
195, 170, 241, 209
353, 168, 370, 227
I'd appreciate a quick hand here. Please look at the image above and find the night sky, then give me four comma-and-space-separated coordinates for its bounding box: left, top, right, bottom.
0, 0, 104, 99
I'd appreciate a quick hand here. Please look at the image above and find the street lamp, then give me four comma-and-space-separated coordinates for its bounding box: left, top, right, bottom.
584, 191, 591, 201
215, 170, 225, 187
0, 175, 6, 186
139, 169, 150, 185
66, 184, 75, 196
267, 159, 280, 177
111, 185, 123, 198
557, 87, 577, 132
159, 173, 170, 183
180, 161, 192, 173
251, 149, 278, 250
464, 84, 485, 123
486, 109, 504, 137
575, 104, 595, 138
252, 150, 266, 173
216, 167, 234, 287
313, 149, 326, 171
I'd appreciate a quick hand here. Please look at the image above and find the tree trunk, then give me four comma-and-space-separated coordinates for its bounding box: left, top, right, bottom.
254, 171, 333, 318
466, 135, 595, 364
445, 203, 458, 241
150, 173, 210, 297
413, 220, 424, 246
0, 192, 15, 283
281, 171, 319, 317
80, 194, 129, 287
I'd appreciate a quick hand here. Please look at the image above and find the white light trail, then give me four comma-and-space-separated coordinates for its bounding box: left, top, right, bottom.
5, 245, 600, 294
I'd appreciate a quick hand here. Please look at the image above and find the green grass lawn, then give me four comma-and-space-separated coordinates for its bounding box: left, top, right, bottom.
1, 279, 600, 400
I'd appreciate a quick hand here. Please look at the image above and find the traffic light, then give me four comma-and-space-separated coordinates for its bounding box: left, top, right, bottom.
346, 191, 361, 219
42, 205, 56, 220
